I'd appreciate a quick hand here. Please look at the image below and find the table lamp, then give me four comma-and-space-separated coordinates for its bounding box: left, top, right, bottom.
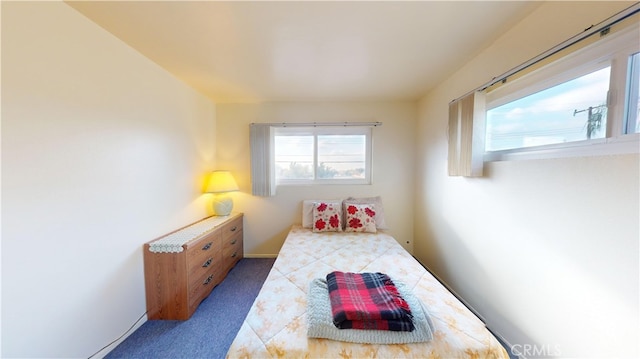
205, 170, 239, 216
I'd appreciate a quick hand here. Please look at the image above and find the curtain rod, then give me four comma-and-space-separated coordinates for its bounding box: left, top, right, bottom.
250, 121, 382, 127
451, 2, 640, 103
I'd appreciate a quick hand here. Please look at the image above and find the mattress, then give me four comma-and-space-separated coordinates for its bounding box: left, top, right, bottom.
226, 226, 509, 358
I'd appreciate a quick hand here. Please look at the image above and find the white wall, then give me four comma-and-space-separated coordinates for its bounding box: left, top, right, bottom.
216, 102, 416, 256
2, 2, 216, 357
415, 2, 639, 358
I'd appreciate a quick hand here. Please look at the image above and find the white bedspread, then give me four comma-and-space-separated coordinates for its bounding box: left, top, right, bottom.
226, 226, 508, 358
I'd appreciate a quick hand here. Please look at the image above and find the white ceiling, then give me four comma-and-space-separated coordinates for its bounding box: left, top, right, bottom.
67, 1, 540, 103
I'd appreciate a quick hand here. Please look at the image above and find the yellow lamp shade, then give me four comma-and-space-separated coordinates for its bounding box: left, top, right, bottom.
206, 171, 239, 193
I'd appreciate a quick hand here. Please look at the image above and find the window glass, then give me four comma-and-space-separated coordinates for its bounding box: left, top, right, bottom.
486, 66, 610, 151
317, 135, 366, 179
274, 135, 314, 180
273, 127, 371, 184
625, 52, 640, 134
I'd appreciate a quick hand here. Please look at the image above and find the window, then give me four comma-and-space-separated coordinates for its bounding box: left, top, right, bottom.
486, 66, 610, 151
274, 126, 372, 185
625, 52, 640, 134
250, 123, 379, 196
482, 15, 639, 161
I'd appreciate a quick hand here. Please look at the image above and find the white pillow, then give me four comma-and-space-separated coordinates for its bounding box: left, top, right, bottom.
343, 196, 388, 229
302, 199, 343, 228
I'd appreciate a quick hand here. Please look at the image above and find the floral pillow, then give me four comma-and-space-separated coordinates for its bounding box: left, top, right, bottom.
343, 196, 388, 230
344, 203, 377, 233
312, 202, 343, 232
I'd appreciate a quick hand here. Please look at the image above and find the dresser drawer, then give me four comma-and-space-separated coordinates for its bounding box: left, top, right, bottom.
223, 232, 242, 260
222, 231, 243, 274
188, 267, 222, 312
186, 230, 221, 265
186, 231, 221, 279
221, 216, 242, 241
187, 249, 222, 286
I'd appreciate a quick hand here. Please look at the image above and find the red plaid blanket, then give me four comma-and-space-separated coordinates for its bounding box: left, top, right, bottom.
326, 271, 414, 331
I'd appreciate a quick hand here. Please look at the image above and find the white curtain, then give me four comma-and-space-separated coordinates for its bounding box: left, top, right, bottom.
448, 91, 485, 177
250, 124, 276, 196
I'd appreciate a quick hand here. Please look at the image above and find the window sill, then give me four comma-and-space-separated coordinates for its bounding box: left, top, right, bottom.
484, 133, 640, 162
277, 179, 371, 186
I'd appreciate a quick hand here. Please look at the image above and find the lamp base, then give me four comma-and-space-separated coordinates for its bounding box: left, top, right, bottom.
212, 195, 233, 216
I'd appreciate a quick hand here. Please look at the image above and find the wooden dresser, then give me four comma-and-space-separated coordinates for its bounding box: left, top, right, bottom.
143, 213, 243, 320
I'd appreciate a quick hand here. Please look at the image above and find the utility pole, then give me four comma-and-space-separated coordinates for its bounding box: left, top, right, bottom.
574, 104, 606, 139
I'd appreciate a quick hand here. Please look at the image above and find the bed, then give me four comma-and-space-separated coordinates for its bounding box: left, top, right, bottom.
226, 199, 508, 358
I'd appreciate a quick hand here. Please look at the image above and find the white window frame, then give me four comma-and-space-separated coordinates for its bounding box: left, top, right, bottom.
273, 126, 373, 186
484, 22, 640, 162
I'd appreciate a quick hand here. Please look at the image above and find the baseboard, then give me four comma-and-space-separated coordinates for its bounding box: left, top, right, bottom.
416, 259, 519, 358
418, 261, 487, 323
486, 326, 519, 359
244, 254, 278, 259
90, 314, 148, 359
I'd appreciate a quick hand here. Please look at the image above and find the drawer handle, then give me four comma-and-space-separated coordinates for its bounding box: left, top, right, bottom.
202, 257, 213, 268
231, 251, 238, 258
230, 226, 237, 232
203, 274, 214, 285
202, 242, 213, 251
230, 239, 237, 245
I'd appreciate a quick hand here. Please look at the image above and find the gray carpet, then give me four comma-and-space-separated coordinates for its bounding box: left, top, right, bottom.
105, 258, 275, 359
